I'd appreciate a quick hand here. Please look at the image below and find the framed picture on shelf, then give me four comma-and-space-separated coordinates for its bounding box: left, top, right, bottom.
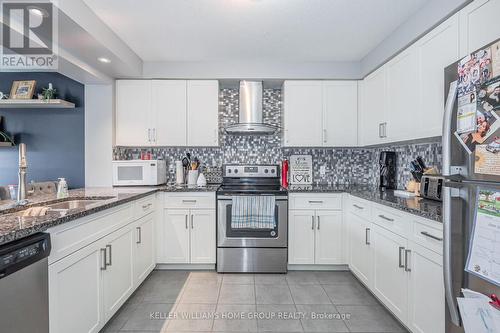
10, 80, 36, 99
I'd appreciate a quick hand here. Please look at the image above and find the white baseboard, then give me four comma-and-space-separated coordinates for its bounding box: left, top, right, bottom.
287, 264, 349, 271
156, 264, 216, 270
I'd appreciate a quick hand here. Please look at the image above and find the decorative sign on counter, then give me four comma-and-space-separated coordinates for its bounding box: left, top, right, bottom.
290, 155, 313, 185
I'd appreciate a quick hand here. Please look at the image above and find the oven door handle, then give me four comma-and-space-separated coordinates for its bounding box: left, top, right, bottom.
217, 195, 288, 200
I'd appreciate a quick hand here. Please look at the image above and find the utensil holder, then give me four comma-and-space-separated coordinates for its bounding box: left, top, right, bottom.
187, 170, 199, 186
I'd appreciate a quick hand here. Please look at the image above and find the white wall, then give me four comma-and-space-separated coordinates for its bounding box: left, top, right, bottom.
85, 84, 114, 187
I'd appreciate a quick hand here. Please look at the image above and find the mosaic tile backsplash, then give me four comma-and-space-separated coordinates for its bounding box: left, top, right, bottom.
114, 88, 442, 189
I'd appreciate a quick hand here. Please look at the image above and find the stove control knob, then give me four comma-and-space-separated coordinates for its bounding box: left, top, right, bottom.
234, 169, 238, 174
227, 169, 231, 173
271, 169, 276, 174
264, 169, 269, 174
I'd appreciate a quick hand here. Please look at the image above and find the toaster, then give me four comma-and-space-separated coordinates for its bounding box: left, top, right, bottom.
419, 175, 445, 201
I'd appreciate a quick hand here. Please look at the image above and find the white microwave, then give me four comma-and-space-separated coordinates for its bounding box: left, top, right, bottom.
112, 160, 167, 186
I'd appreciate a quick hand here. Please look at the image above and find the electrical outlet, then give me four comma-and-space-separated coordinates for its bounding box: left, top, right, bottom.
320, 165, 326, 176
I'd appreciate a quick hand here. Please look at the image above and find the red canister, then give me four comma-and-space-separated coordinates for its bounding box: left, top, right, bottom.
281, 159, 289, 188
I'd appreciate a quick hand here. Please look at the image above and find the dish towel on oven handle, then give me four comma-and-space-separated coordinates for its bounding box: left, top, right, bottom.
231, 195, 276, 229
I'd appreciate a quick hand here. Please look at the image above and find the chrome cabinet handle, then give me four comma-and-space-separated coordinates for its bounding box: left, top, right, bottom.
214, 129, 217, 143
398, 247, 405, 268
323, 129, 327, 143
317, 216, 320, 230
153, 128, 156, 142
106, 244, 112, 266
190, 215, 194, 229
365, 228, 370, 245
182, 200, 197, 203
142, 203, 152, 210
185, 215, 188, 229
378, 214, 394, 222
382, 122, 387, 138
353, 204, 364, 210
308, 200, 323, 204
136, 226, 142, 244
311, 216, 315, 230
100, 248, 107, 270
404, 249, 411, 272
378, 123, 383, 138
420, 231, 443, 241
147, 128, 151, 142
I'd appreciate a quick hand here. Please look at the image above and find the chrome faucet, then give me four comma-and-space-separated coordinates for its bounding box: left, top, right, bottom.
17, 143, 28, 204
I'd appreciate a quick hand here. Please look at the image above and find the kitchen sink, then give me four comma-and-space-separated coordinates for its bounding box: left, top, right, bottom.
6, 196, 115, 217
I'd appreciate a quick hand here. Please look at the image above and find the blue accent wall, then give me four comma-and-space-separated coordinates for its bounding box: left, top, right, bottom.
0, 72, 84, 188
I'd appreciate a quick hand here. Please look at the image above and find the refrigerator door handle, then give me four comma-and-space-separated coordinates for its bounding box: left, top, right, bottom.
442, 80, 457, 178
443, 186, 461, 326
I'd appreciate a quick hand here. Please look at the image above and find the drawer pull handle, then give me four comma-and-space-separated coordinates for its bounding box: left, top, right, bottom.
100, 248, 107, 270
136, 227, 142, 244
317, 216, 320, 230
106, 245, 112, 266
182, 200, 197, 203
365, 228, 371, 245
404, 249, 411, 272
353, 204, 364, 210
191, 215, 194, 229
311, 216, 315, 230
308, 200, 324, 204
378, 214, 394, 222
420, 231, 443, 241
142, 203, 152, 209
398, 246, 405, 268
185, 215, 188, 229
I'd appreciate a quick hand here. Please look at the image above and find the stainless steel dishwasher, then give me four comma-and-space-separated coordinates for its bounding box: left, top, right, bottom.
0, 233, 51, 333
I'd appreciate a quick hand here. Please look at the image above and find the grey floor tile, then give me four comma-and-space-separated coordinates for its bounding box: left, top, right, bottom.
286, 271, 319, 285
120, 303, 174, 332
101, 301, 139, 332
180, 280, 221, 304
219, 284, 256, 304
336, 305, 408, 333
322, 282, 379, 305
254, 274, 287, 285
289, 284, 331, 305
256, 284, 294, 305
223, 274, 255, 284
213, 304, 258, 332
189, 271, 223, 283
256, 304, 303, 332
314, 271, 355, 285
296, 304, 349, 332
142, 282, 187, 303
166, 303, 216, 332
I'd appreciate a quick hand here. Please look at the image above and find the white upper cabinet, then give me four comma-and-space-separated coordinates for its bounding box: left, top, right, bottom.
416, 14, 460, 138
283, 81, 323, 147
323, 81, 358, 146
386, 45, 419, 143
459, 0, 500, 57
283, 80, 358, 147
152, 80, 187, 146
187, 80, 219, 147
116, 80, 152, 146
116, 80, 219, 147
359, 67, 387, 146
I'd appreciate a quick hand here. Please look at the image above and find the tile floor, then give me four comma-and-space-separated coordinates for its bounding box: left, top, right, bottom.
101, 270, 409, 333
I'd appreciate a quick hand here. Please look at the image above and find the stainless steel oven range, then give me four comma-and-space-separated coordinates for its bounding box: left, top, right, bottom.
216, 164, 288, 273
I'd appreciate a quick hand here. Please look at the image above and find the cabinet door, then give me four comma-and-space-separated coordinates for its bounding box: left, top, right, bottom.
161, 209, 190, 263
348, 213, 373, 286
288, 210, 316, 264
187, 80, 219, 147
407, 242, 445, 333
417, 15, 460, 138
153, 80, 187, 146
133, 213, 155, 285
283, 81, 323, 146
359, 68, 387, 146
323, 81, 358, 146
386, 46, 419, 142
102, 226, 135, 321
115, 80, 152, 146
371, 225, 408, 324
315, 210, 343, 264
459, 0, 500, 57
49, 239, 105, 333
190, 209, 216, 263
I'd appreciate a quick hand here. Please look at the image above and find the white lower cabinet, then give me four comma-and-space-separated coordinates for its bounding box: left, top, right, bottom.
348, 212, 373, 286
160, 208, 216, 264
407, 241, 445, 333
289, 209, 343, 265
133, 214, 156, 284
371, 224, 409, 323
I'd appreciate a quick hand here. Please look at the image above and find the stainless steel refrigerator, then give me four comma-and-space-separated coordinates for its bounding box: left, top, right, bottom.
443, 38, 500, 333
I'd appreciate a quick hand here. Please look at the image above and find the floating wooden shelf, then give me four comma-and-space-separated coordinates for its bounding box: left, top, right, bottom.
0, 99, 75, 109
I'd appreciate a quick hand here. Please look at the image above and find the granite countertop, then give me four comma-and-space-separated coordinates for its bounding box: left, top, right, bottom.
288, 184, 442, 223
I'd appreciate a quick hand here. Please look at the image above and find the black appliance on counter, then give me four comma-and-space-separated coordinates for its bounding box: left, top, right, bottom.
379, 151, 396, 189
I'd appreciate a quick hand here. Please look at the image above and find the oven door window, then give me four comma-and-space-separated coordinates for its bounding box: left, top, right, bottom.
225, 204, 279, 238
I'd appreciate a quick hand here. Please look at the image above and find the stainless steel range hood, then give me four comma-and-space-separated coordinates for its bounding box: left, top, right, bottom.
225, 81, 278, 135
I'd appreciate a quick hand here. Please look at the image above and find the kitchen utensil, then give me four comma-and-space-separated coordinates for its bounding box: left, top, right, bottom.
416, 156, 427, 170
175, 161, 184, 185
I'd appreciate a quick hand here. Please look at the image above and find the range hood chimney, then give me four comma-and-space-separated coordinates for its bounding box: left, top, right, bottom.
224, 81, 278, 135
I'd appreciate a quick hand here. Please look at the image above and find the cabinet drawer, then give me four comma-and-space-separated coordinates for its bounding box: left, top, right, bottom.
134, 195, 156, 220
164, 192, 215, 209
290, 194, 342, 210
412, 220, 443, 254
371, 204, 410, 237
348, 196, 371, 219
